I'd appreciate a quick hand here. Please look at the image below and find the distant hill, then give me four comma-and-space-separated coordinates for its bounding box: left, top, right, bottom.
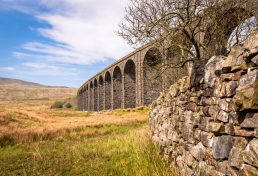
0, 77, 78, 101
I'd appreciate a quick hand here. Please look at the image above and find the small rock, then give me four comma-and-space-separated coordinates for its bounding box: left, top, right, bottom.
199, 117, 212, 132
243, 138, 258, 167
209, 122, 223, 133
202, 106, 210, 116
220, 73, 235, 81
229, 112, 240, 125
208, 106, 220, 117
255, 128, 258, 138
240, 164, 258, 176
190, 142, 206, 161
221, 81, 238, 98
194, 129, 201, 140
251, 55, 258, 65
201, 131, 214, 147
213, 135, 234, 160
234, 126, 254, 137
222, 139, 247, 171
184, 151, 197, 167
219, 99, 230, 112
234, 69, 258, 110
187, 102, 198, 112
204, 56, 225, 87
225, 124, 234, 135
217, 110, 229, 122
241, 113, 258, 128
229, 146, 245, 169
217, 161, 230, 175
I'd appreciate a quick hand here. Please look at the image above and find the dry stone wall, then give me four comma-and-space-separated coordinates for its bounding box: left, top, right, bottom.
150, 28, 258, 176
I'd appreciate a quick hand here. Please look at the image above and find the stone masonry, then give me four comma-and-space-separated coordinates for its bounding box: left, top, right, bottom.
149, 28, 258, 175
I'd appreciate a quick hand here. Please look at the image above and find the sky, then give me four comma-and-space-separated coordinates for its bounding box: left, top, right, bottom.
0, 0, 132, 87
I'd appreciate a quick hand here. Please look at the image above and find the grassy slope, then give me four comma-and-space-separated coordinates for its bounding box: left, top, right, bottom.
0, 77, 77, 101
0, 101, 179, 176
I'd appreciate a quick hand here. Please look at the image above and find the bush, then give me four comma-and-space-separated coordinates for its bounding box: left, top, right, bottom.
64, 102, 72, 109
51, 101, 65, 109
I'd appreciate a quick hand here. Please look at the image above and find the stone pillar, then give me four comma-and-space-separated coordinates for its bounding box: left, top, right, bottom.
103, 81, 106, 110
88, 86, 90, 111
111, 73, 114, 110
97, 82, 100, 112
122, 75, 125, 109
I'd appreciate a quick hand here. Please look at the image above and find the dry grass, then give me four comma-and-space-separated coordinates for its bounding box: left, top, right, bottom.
0, 100, 148, 145
0, 100, 180, 176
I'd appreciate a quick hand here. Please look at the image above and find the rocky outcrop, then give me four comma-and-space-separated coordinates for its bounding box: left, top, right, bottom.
150, 28, 258, 175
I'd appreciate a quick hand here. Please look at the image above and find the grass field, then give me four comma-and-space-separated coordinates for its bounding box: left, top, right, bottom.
0, 100, 179, 176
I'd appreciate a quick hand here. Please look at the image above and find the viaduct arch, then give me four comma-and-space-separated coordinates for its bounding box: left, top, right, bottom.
78, 3, 258, 111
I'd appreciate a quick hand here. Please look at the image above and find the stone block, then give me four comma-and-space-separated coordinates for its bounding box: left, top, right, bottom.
219, 99, 230, 112
220, 81, 238, 98
217, 110, 229, 123
243, 138, 258, 167
255, 128, 258, 138
234, 69, 258, 110
201, 131, 214, 147
186, 102, 198, 112
208, 106, 220, 117
240, 164, 258, 176
251, 55, 258, 65
240, 113, 258, 128
194, 129, 201, 141
204, 56, 225, 88
228, 137, 248, 169
225, 124, 234, 135
217, 161, 230, 175
190, 142, 206, 161
220, 73, 235, 81
212, 135, 234, 160
209, 122, 224, 133
199, 116, 213, 132
229, 147, 245, 169
234, 126, 254, 137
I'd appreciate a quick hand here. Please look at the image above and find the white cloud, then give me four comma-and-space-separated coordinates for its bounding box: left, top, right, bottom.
8, 0, 132, 65
21, 62, 80, 76
0, 67, 16, 72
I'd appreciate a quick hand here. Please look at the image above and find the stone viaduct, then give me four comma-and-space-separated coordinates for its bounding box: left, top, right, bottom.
77, 45, 171, 111
78, 0, 258, 111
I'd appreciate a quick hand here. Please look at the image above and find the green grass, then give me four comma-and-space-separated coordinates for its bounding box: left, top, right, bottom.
0, 123, 179, 176
111, 106, 150, 115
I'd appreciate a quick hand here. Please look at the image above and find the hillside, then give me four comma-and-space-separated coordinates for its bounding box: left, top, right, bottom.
0, 77, 78, 101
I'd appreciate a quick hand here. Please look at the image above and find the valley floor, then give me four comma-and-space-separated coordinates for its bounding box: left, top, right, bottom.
0, 100, 179, 176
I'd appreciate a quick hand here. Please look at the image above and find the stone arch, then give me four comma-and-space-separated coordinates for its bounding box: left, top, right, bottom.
143, 47, 163, 105
163, 46, 188, 89
94, 79, 98, 111
124, 59, 136, 108
113, 66, 122, 109
90, 81, 94, 111
105, 71, 112, 110
99, 75, 104, 111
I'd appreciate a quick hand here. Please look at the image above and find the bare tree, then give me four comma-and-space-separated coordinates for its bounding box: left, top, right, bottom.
118, 0, 258, 65
118, 0, 257, 96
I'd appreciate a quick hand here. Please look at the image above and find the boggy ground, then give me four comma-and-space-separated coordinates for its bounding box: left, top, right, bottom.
0, 100, 179, 176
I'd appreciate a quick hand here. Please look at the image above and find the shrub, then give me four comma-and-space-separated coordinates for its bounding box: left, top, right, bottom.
64, 102, 72, 109
51, 101, 65, 109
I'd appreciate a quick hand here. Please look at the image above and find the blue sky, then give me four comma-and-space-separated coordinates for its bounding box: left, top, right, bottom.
0, 0, 132, 87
